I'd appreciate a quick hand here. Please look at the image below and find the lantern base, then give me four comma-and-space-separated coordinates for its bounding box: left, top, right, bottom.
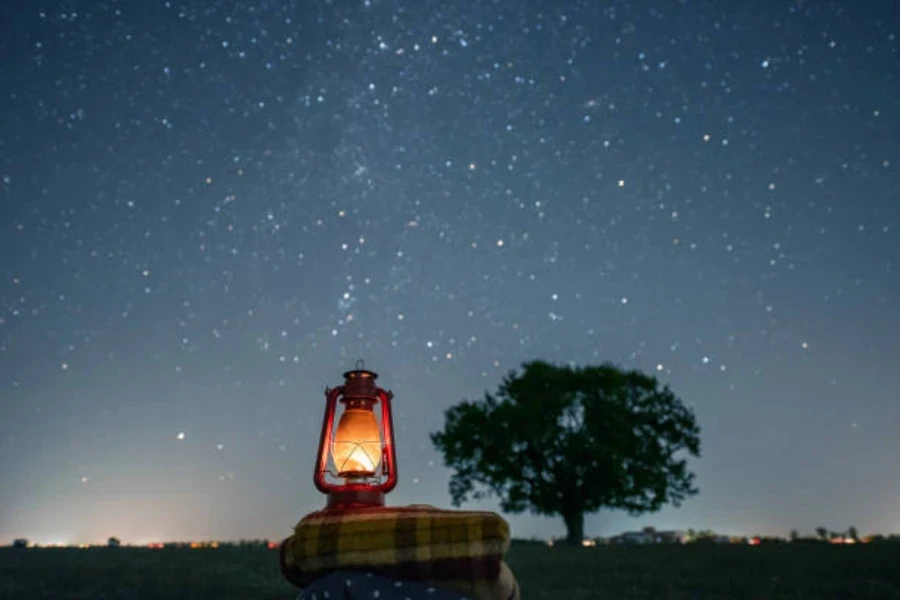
326, 489, 385, 509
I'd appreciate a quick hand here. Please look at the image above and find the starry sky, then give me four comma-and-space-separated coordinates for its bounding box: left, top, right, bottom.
1, 0, 898, 546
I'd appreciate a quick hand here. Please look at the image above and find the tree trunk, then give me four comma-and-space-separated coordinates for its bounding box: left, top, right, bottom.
562, 510, 584, 546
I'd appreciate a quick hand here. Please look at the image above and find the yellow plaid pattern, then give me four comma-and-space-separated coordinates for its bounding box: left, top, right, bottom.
292, 505, 509, 572
280, 504, 519, 600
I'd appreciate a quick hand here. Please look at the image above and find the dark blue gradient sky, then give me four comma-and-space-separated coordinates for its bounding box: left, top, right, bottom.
1, 0, 898, 545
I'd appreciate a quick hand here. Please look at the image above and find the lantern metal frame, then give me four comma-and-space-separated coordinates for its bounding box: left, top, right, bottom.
313, 367, 397, 508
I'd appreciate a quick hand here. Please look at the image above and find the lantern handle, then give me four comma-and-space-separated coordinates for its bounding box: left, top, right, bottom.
355, 358, 365, 371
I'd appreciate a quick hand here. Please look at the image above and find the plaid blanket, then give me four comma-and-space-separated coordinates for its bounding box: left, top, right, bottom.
280, 504, 519, 600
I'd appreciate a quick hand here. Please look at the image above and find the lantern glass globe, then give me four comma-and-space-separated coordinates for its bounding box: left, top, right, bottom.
332, 406, 382, 477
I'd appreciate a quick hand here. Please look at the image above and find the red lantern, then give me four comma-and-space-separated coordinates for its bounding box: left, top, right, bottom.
313, 363, 397, 508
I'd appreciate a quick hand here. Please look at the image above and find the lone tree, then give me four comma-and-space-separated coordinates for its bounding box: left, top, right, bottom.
431, 360, 701, 545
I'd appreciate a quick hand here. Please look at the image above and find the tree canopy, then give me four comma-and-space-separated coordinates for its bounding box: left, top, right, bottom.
430, 360, 702, 544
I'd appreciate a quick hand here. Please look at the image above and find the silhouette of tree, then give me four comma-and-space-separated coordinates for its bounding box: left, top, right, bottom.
790, 529, 799, 542
815, 526, 828, 541
848, 526, 859, 541
431, 360, 701, 545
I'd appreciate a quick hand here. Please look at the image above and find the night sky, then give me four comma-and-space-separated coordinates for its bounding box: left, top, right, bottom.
1, 0, 898, 546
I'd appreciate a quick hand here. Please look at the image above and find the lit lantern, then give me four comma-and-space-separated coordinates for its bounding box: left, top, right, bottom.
313, 363, 397, 508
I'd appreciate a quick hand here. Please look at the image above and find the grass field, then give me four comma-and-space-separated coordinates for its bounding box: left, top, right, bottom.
3, 541, 900, 599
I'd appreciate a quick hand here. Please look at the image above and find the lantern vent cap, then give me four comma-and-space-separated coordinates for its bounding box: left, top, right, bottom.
342, 362, 379, 397
342, 369, 378, 380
